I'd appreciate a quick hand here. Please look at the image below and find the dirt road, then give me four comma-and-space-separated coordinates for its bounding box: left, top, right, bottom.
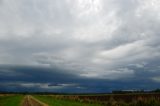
21, 95, 48, 106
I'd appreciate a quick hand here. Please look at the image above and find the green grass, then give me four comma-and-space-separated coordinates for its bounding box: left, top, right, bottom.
34, 95, 102, 106
0, 95, 24, 106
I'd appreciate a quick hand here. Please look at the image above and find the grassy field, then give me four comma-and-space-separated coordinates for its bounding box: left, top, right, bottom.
34, 93, 160, 106
34, 95, 102, 106
1, 93, 160, 106
0, 95, 24, 106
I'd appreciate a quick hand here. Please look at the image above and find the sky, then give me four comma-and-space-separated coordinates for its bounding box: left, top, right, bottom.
0, 0, 160, 93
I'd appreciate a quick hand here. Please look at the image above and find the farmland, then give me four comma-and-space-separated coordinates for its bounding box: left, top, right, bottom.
1, 93, 160, 106
34, 95, 101, 106
34, 93, 160, 106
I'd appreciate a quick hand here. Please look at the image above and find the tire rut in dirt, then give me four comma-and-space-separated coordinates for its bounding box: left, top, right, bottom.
22, 95, 48, 106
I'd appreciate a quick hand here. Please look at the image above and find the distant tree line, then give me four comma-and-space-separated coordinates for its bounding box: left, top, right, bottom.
112, 89, 160, 94
0, 89, 160, 94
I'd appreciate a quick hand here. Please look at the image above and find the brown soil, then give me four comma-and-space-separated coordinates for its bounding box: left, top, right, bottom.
21, 95, 48, 106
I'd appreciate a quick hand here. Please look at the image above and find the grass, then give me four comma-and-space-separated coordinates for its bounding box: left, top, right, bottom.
34, 95, 102, 106
0, 95, 24, 106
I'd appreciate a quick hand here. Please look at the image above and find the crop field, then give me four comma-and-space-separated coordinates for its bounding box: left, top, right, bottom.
1, 93, 160, 106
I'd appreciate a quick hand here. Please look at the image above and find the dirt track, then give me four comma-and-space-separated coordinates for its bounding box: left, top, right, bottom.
21, 95, 48, 106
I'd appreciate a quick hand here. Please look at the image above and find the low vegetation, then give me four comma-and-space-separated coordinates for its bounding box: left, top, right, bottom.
0, 95, 23, 106
1, 93, 160, 106
34, 93, 160, 106
34, 95, 101, 106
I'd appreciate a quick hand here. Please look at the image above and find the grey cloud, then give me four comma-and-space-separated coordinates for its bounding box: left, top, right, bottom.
0, 0, 160, 91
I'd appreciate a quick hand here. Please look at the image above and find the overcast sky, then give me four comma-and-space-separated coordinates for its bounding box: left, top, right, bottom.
0, 0, 160, 93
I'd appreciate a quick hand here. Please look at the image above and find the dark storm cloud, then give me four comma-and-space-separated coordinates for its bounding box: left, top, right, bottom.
0, 65, 78, 83
0, 65, 160, 93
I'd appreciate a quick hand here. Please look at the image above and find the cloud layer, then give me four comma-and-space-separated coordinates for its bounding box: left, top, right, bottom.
0, 0, 160, 92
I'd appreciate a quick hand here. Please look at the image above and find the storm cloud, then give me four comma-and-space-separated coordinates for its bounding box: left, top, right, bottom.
0, 0, 160, 92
